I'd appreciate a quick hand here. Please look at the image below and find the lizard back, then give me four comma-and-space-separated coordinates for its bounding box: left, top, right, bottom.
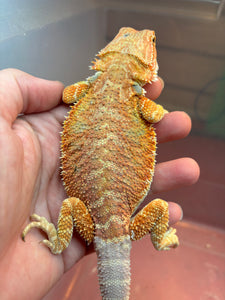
61, 61, 157, 240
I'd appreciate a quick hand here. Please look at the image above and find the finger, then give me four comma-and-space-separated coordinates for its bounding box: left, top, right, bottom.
155, 111, 192, 144
0, 68, 64, 124
144, 77, 164, 100
168, 202, 183, 225
151, 158, 200, 194
50, 104, 70, 125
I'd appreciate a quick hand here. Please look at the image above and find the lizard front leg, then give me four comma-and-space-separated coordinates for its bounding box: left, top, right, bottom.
63, 81, 90, 104
22, 197, 94, 254
138, 95, 168, 123
130, 199, 179, 251
63, 72, 102, 104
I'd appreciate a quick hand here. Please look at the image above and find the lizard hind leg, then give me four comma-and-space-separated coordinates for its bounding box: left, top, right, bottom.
130, 199, 179, 251
22, 197, 94, 254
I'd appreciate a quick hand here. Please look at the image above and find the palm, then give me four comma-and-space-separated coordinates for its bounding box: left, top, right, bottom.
0, 69, 199, 300
0, 70, 83, 299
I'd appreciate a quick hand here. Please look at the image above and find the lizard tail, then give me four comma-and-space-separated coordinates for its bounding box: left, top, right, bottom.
94, 235, 132, 300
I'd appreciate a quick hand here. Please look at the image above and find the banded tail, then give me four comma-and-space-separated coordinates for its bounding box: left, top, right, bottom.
94, 235, 132, 300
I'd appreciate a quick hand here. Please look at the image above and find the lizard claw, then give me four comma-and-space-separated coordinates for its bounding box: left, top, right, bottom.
157, 228, 179, 251
22, 214, 60, 254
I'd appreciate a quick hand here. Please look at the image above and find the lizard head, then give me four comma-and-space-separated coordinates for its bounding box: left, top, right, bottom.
92, 27, 158, 83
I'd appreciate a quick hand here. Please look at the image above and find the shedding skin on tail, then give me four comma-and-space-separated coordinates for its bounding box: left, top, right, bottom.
22, 27, 180, 299
95, 236, 131, 300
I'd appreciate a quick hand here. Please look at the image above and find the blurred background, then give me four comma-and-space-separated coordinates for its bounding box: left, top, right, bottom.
1, 0, 224, 299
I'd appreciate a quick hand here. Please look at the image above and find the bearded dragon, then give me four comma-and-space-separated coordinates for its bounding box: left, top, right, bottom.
22, 27, 179, 299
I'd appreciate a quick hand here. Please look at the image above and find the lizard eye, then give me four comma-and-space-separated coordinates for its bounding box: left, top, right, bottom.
152, 37, 156, 43
123, 33, 130, 37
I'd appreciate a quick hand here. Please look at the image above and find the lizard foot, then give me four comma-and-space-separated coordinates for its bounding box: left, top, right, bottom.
22, 197, 94, 254
156, 227, 179, 251
130, 199, 179, 251
22, 214, 62, 254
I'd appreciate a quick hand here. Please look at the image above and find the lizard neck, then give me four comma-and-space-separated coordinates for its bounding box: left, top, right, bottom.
91, 58, 139, 104
92, 52, 154, 83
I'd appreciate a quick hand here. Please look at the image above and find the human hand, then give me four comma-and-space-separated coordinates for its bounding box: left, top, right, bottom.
0, 69, 199, 299
144, 79, 199, 223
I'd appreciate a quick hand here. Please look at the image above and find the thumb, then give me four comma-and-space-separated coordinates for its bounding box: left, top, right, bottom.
0, 68, 64, 125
